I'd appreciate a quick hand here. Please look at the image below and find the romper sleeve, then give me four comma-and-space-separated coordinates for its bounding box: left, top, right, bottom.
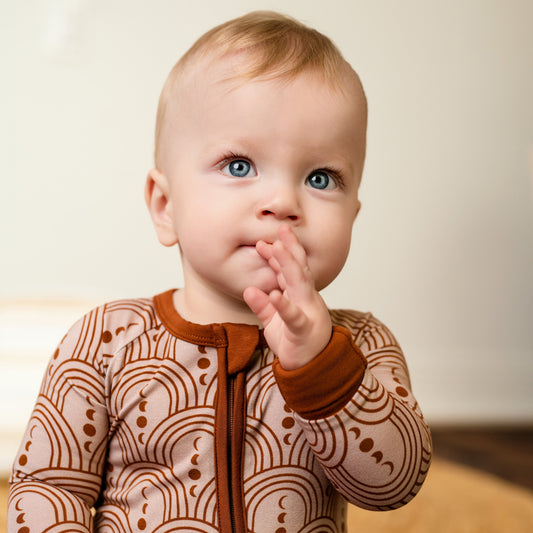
272, 311, 432, 510
8, 305, 110, 532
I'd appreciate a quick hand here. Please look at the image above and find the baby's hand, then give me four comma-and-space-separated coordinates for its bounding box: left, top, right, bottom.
243, 224, 332, 370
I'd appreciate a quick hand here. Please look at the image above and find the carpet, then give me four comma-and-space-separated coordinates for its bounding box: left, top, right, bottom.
2, 459, 533, 532
347, 458, 533, 532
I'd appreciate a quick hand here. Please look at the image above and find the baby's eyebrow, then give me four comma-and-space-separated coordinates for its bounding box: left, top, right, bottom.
310, 155, 355, 176
207, 140, 257, 158
212, 137, 256, 151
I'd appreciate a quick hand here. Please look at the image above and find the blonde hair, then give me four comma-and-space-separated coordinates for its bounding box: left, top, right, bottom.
154, 11, 360, 168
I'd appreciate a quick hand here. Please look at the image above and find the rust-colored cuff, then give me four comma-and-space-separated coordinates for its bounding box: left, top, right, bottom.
272, 326, 368, 420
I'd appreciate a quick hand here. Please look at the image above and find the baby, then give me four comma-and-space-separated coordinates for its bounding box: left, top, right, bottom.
8, 11, 432, 532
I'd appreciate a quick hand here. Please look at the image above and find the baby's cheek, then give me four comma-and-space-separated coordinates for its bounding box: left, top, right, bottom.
313, 232, 352, 290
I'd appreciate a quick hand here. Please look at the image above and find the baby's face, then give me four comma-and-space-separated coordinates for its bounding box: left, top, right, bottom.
155, 61, 366, 308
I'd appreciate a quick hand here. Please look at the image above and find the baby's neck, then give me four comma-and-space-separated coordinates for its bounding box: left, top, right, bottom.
173, 288, 261, 326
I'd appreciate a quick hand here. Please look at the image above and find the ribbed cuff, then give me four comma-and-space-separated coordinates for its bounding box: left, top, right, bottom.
272, 326, 367, 420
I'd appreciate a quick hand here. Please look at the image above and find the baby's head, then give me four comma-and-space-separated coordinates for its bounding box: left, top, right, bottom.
146, 11, 368, 314
153, 11, 367, 173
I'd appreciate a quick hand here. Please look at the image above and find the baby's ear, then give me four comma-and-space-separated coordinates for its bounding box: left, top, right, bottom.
144, 168, 179, 247
353, 200, 362, 221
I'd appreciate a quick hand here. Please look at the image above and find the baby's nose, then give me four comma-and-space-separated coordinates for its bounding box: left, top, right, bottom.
256, 183, 301, 221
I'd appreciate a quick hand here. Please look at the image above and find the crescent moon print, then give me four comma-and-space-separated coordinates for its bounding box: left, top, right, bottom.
8, 294, 431, 531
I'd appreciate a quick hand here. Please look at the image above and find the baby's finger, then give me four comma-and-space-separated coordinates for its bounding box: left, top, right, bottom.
270, 240, 313, 300
277, 225, 309, 274
269, 290, 309, 335
275, 268, 287, 292
267, 255, 281, 275
255, 241, 287, 290
255, 240, 274, 262
243, 286, 276, 327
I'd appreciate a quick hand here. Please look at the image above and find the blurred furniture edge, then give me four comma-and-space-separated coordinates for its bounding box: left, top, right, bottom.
0, 298, 99, 475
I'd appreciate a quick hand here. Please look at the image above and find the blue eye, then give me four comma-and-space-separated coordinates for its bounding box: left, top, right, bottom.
222, 159, 255, 178
306, 171, 336, 190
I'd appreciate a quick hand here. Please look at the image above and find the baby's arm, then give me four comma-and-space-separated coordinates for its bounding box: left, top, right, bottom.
245, 226, 432, 509
274, 315, 432, 509
8, 310, 109, 531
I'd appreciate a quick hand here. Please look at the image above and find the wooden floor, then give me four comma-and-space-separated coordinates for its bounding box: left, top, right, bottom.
430, 425, 533, 491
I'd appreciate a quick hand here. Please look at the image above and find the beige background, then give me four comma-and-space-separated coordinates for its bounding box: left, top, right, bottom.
1, 0, 532, 471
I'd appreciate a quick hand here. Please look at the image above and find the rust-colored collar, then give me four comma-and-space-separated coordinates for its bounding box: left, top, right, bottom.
154, 289, 267, 374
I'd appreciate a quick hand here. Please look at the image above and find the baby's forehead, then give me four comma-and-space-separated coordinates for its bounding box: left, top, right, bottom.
156, 54, 367, 173
172, 53, 366, 115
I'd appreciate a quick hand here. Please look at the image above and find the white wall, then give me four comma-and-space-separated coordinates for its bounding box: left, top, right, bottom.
1, 0, 532, 470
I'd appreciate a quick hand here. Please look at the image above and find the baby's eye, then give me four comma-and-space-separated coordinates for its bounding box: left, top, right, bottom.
306, 171, 337, 190
221, 159, 256, 178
